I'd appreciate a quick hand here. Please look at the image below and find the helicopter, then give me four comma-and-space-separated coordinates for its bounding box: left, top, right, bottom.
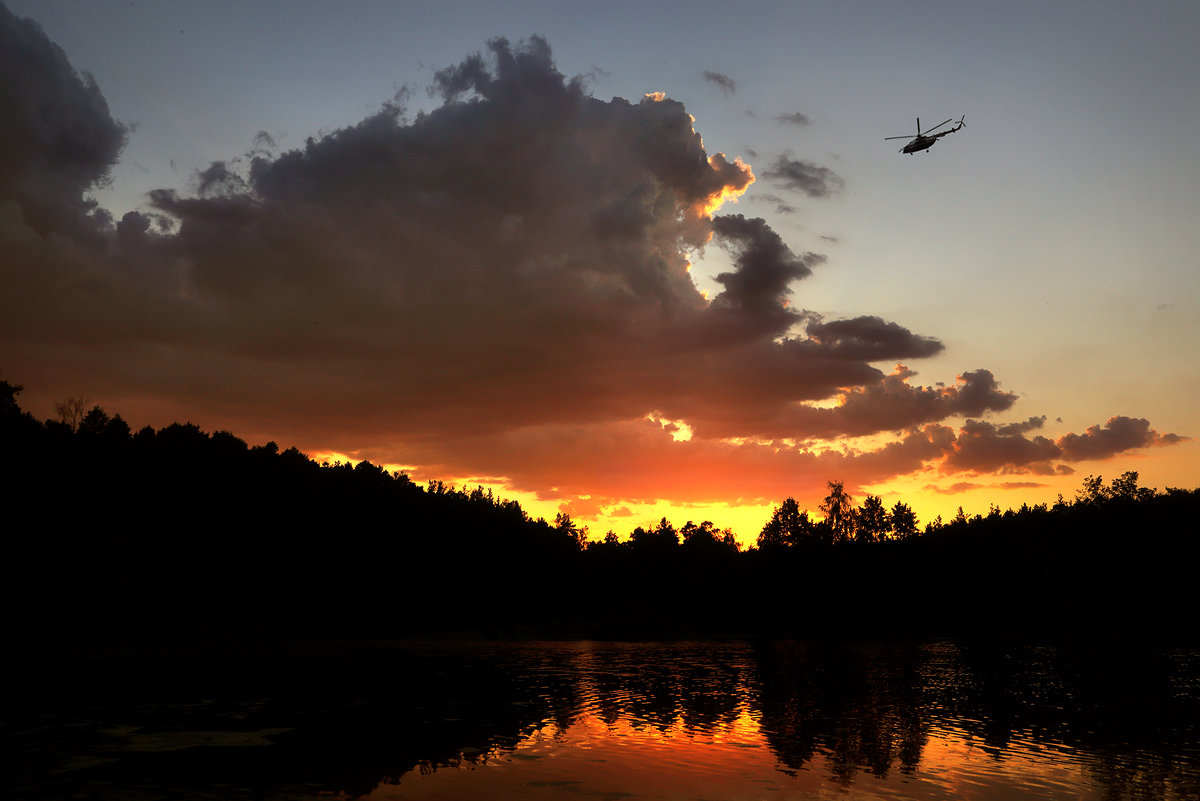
885, 116, 966, 154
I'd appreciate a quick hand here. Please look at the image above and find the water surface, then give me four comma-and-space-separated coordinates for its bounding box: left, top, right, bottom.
5, 639, 1198, 799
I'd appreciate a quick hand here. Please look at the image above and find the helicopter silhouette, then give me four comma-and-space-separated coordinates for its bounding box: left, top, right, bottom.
885, 116, 966, 154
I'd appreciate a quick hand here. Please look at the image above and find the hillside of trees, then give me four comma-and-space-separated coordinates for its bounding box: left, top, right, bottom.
3, 376, 1197, 642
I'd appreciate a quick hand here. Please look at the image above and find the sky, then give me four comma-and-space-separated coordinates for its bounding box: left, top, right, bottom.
3, 0, 1198, 543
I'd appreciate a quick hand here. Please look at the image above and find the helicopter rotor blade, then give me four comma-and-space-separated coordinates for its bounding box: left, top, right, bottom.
883, 135, 913, 140
922, 118, 953, 135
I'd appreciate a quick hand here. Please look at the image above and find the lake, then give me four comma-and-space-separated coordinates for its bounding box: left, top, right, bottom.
5, 638, 1199, 799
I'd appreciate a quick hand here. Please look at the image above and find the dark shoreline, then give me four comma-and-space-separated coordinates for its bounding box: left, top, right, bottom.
5, 377, 1197, 649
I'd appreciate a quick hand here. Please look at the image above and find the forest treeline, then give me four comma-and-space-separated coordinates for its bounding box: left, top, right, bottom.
3, 377, 1198, 641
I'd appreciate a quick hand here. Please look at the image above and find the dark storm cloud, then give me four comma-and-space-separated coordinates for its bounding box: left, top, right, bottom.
702, 70, 737, 94
777, 111, 811, 126
764, 155, 844, 198
1, 18, 1186, 513
0, 3, 127, 238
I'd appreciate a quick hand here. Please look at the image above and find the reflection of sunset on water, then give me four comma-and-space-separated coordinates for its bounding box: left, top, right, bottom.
346, 640, 1200, 801
374, 709, 1109, 801
7, 639, 1198, 800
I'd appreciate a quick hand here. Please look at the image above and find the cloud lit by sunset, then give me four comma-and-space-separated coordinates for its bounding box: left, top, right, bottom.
1, 2, 1195, 543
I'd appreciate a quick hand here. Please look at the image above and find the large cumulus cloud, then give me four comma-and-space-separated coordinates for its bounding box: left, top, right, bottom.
0, 3, 126, 241
0, 16, 1185, 518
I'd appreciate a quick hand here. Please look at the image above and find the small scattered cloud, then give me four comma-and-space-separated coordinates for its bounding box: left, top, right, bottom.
943, 415, 1185, 475
749, 192, 798, 214
764, 155, 844, 198
777, 111, 811, 126
925, 479, 1048, 495
944, 418, 1060, 474
806, 323, 944, 364
1057, 416, 1187, 461
927, 482, 983, 495
702, 70, 737, 94
559, 496, 607, 519
997, 416, 1047, 436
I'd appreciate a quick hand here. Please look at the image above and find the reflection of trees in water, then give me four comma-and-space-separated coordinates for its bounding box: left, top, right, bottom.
280, 642, 1200, 799
566, 643, 752, 735
751, 641, 930, 783
12, 640, 1198, 800
402, 637, 1200, 801
747, 640, 1200, 797
940, 642, 1200, 801
1086, 749, 1200, 801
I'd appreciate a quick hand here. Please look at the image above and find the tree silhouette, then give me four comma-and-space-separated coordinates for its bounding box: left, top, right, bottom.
681, 520, 738, 555
890, 502, 919, 539
54, 395, 89, 432
1078, 474, 1108, 505
855, 494, 890, 543
1109, 470, 1154, 503
759, 498, 820, 549
629, 517, 679, 552
819, 481, 855, 544
554, 511, 587, 546
1, 377, 23, 416
4, 369, 1200, 641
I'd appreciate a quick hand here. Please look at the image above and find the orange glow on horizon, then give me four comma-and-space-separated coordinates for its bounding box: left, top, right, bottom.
306, 437, 1197, 549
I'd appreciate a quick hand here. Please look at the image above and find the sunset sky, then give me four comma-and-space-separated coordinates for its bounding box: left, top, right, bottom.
3, 0, 1197, 543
